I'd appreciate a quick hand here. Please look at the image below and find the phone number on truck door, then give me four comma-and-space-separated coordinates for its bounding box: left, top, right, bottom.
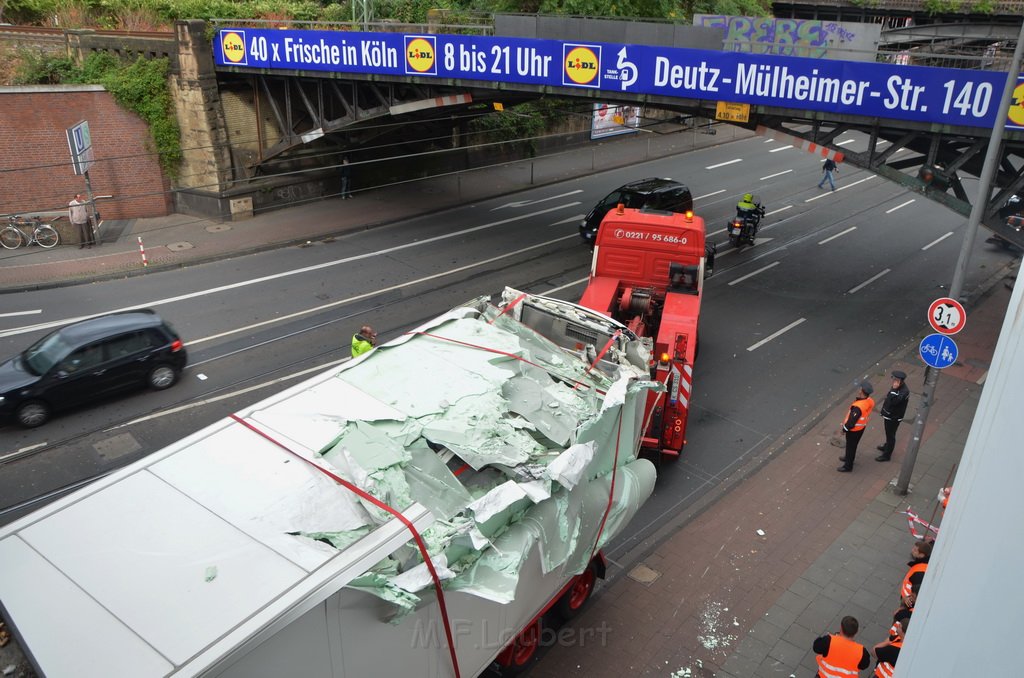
613, 230, 687, 244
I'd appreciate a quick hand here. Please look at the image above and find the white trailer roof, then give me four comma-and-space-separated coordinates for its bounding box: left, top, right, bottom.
0, 368, 434, 677
0, 292, 658, 678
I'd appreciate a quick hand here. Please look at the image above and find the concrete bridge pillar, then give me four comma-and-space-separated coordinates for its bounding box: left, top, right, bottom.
170, 20, 234, 214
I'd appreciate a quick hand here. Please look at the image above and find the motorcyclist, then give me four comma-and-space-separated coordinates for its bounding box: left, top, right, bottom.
736, 193, 763, 222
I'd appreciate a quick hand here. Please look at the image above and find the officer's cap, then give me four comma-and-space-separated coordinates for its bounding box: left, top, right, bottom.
891, 370, 907, 380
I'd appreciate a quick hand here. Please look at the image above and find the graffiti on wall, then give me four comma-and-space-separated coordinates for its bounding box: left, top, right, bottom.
695, 16, 864, 59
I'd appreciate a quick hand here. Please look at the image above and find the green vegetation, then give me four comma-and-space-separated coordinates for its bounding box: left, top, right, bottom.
468, 98, 578, 154
14, 51, 181, 178
1, 0, 773, 29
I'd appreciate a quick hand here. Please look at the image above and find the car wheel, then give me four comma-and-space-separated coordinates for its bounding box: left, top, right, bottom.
16, 400, 50, 428
148, 365, 178, 390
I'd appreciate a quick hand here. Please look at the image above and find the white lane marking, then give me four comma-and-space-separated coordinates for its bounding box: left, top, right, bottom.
886, 199, 915, 213
760, 169, 793, 181
708, 227, 727, 237
805, 175, 876, 202
492, 190, 583, 210
747, 318, 806, 352
0, 203, 580, 340
551, 214, 586, 226
922, 232, 954, 250
0, 309, 42, 318
0, 441, 48, 463
819, 226, 857, 245
848, 268, 891, 294
543, 276, 589, 296
728, 261, 780, 286
714, 238, 774, 258
695, 189, 726, 201
837, 139, 857, 146
706, 159, 742, 170
766, 205, 792, 217
769, 145, 793, 153
188, 234, 577, 346
110, 359, 350, 428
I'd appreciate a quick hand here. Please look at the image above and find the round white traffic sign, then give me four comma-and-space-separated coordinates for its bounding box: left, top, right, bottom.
928, 297, 966, 335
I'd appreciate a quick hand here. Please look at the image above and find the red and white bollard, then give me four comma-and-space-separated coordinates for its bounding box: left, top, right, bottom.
137, 236, 148, 267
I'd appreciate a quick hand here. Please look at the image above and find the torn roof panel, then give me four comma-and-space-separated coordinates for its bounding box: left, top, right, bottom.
0, 289, 661, 677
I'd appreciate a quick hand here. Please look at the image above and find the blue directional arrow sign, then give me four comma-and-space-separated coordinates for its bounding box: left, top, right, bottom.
919, 333, 958, 369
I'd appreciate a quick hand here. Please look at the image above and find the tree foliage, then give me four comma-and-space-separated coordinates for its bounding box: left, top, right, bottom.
2, 0, 774, 27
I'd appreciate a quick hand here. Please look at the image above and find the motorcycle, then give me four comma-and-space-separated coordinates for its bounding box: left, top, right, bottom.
727, 197, 766, 248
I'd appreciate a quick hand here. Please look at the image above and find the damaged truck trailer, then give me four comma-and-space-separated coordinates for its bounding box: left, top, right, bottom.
0, 289, 662, 678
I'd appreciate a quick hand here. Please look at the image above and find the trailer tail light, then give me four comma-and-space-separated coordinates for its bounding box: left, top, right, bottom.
660, 352, 670, 363
684, 210, 693, 222
616, 202, 625, 215
170, 339, 184, 352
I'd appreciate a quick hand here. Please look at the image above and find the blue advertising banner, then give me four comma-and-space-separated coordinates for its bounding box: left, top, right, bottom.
213, 28, 1022, 131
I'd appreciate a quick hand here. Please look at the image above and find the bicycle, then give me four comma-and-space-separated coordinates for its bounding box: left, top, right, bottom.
0, 216, 61, 250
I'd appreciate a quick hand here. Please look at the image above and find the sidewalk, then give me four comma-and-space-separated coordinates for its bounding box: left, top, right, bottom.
0, 123, 750, 293
530, 276, 1012, 678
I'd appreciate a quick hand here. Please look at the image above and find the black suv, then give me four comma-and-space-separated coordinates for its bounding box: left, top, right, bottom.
0, 310, 187, 427
580, 178, 694, 246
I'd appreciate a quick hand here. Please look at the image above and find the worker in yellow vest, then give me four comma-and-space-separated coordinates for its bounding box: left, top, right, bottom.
351, 325, 377, 358
838, 381, 875, 472
813, 615, 870, 678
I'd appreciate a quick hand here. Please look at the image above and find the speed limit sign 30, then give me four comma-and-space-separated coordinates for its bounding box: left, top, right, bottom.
928, 297, 966, 335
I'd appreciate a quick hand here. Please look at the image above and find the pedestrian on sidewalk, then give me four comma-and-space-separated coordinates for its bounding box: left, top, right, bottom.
69, 193, 94, 248
813, 615, 870, 678
873, 615, 909, 677
876, 370, 910, 461
818, 157, 838, 191
838, 381, 874, 472
351, 324, 377, 358
938, 485, 953, 510
899, 540, 931, 612
340, 156, 353, 199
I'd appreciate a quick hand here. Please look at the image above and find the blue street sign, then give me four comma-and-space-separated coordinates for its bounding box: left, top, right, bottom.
919, 333, 958, 369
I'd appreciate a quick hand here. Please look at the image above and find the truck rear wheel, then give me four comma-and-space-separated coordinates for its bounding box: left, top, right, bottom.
496, 617, 542, 675
554, 561, 598, 621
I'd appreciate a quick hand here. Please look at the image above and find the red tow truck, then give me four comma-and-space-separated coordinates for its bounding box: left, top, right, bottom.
578, 204, 708, 458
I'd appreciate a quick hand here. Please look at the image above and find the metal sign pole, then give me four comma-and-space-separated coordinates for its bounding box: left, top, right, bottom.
82, 169, 99, 246
895, 24, 1024, 496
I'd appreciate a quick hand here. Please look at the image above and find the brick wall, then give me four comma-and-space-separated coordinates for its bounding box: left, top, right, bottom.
0, 85, 170, 219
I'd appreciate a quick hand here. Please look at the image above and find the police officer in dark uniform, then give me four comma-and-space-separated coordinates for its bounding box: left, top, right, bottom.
876, 370, 910, 462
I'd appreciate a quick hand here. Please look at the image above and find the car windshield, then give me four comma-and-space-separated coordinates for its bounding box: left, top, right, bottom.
22, 331, 75, 376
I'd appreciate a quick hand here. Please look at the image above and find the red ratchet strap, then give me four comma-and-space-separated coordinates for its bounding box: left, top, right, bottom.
588, 409, 624, 565
488, 292, 527, 324
229, 414, 462, 678
574, 330, 622, 390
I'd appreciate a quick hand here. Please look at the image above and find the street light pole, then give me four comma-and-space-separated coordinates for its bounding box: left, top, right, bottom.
895, 24, 1024, 495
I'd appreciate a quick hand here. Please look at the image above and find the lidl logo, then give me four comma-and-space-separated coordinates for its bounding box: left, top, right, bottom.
221, 30, 247, 65
405, 36, 436, 75
563, 45, 600, 88
1008, 81, 1024, 128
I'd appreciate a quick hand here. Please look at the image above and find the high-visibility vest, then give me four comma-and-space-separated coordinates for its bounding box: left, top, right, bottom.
874, 638, 902, 678
901, 562, 928, 599
816, 634, 864, 678
351, 334, 373, 358
845, 397, 875, 431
